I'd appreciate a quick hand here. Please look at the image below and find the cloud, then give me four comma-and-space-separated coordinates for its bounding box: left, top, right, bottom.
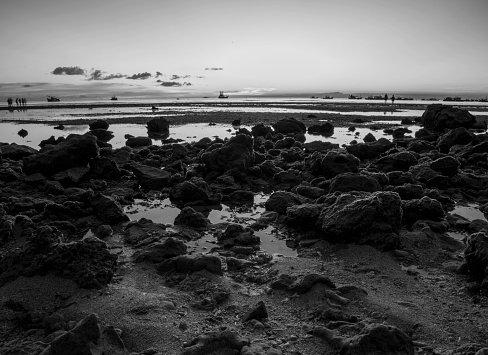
155, 71, 163, 78
158, 81, 192, 87
127, 72, 152, 80
52, 66, 85, 75
205, 67, 223, 71
170, 74, 191, 80
86, 69, 125, 81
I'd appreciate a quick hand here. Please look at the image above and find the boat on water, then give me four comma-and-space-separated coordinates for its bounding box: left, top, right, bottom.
111, 96, 118, 101
443, 96, 464, 102
348, 95, 362, 99
322, 95, 334, 99
218, 91, 229, 99
365, 95, 384, 100
47, 95, 60, 102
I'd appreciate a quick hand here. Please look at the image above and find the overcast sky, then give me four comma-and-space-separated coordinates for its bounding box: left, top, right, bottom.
1, 0, 487, 97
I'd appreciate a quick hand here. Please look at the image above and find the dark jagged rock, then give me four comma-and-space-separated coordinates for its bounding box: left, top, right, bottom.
147, 117, 170, 138
346, 138, 395, 161
375, 151, 418, 173
316, 191, 402, 244
52, 166, 90, 186
251, 123, 273, 137
436, 127, 479, 153
174, 206, 210, 230
318, 150, 360, 179
217, 223, 260, 248
0, 143, 37, 160
134, 237, 188, 263
201, 134, 254, 173
328, 172, 382, 193
90, 193, 130, 224
421, 104, 476, 132
89, 119, 110, 130
181, 330, 249, 355
363, 132, 376, 143
286, 203, 324, 227
90, 156, 121, 180
308, 122, 334, 136
265, 191, 302, 214
430, 156, 460, 177
157, 254, 223, 276
241, 301, 268, 322
402, 196, 445, 225
88, 128, 114, 142
296, 184, 326, 199
272, 117, 306, 134
23, 134, 99, 176
127, 162, 171, 190
169, 177, 221, 206
341, 323, 414, 355
123, 218, 166, 245
464, 232, 488, 295
126, 136, 152, 148
303, 141, 340, 153
384, 183, 424, 200
271, 273, 336, 293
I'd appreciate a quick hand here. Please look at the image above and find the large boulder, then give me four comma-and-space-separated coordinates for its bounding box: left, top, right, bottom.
316, 191, 402, 244
308, 122, 334, 136
265, 191, 302, 214
319, 150, 360, 179
375, 151, 418, 173
421, 104, 476, 132
251, 123, 273, 137
134, 237, 187, 263
89, 119, 109, 130
169, 177, 221, 206
127, 163, 171, 190
272, 117, 306, 134
464, 232, 488, 296
303, 141, 340, 153
346, 138, 394, 161
147, 117, 170, 138
126, 136, 152, 148
430, 156, 460, 177
201, 134, 254, 173
22, 134, 99, 176
174, 206, 210, 230
90, 193, 130, 224
0, 143, 37, 160
401, 196, 445, 224
328, 172, 382, 193
436, 127, 479, 153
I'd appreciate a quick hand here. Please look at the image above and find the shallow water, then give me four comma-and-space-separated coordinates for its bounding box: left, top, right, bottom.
124, 194, 297, 257
451, 203, 487, 222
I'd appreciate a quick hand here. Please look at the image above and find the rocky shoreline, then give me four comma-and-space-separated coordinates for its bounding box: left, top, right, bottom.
1, 104, 488, 354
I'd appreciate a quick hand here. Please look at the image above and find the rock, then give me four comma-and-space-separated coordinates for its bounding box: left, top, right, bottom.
42, 313, 127, 355
169, 177, 221, 206
88, 128, 114, 142
242, 301, 268, 322
174, 206, 210, 230
271, 273, 336, 293
147, 117, 170, 138
469, 219, 488, 234
95, 224, 113, 238
157, 254, 223, 276
341, 323, 414, 355
90, 157, 121, 180
436, 127, 479, 153
134, 237, 188, 263
402, 196, 445, 224
272, 117, 306, 134
90, 193, 130, 224
328, 172, 382, 193
52, 166, 90, 186
363, 132, 376, 143
217, 223, 260, 248
265, 191, 302, 214
123, 218, 166, 245
89, 119, 109, 130
303, 141, 340, 153
251, 123, 273, 137
346, 138, 395, 161
407, 140, 435, 153
421, 104, 476, 132
181, 330, 249, 355
127, 163, 172, 190
464, 232, 488, 294
308, 122, 334, 136
23, 134, 99, 176
222, 190, 254, 205
296, 184, 326, 199
385, 183, 424, 200
201, 134, 254, 173
286, 203, 324, 227
375, 151, 418, 173
316, 191, 402, 245
226, 257, 255, 271
319, 150, 360, 179
126, 136, 152, 148
430, 156, 460, 177
0, 143, 37, 160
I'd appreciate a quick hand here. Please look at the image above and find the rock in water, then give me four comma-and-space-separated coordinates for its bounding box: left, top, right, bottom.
147, 117, 169, 138
420, 104, 476, 132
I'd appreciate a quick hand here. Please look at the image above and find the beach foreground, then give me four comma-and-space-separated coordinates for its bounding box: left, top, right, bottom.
0, 104, 488, 354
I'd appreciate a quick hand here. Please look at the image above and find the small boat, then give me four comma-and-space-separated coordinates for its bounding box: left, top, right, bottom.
365, 95, 383, 100
348, 95, 362, 99
322, 95, 334, 99
47, 95, 60, 102
111, 96, 118, 101
218, 91, 229, 99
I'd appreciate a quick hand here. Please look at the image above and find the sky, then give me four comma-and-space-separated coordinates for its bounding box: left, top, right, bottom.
1, 0, 488, 98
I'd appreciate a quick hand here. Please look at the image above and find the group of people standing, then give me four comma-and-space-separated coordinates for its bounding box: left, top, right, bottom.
384, 94, 395, 104
7, 97, 27, 107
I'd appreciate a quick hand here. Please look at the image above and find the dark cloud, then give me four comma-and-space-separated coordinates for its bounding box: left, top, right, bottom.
205, 67, 223, 71
159, 81, 192, 87
127, 72, 152, 80
87, 69, 125, 81
52, 66, 85, 75
195, 76, 205, 79
170, 74, 191, 80
155, 71, 163, 78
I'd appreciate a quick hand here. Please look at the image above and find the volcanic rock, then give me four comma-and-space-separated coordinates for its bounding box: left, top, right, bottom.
421, 104, 476, 132
272, 117, 306, 134
0, 143, 37, 160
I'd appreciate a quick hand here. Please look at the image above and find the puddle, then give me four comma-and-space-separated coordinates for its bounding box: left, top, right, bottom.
447, 203, 487, 241
124, 194, 297, 257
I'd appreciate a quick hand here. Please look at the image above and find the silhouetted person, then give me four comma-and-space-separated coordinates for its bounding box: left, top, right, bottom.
7, 98, 11, 107
384, 94, 388, 104
15, 98, 19, 106
391, 95, 395, 105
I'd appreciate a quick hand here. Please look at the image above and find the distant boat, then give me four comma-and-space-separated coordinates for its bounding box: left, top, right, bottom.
443, 96, 464, 102
322, 95, 334, 99
348, 95, 362, 99
365, 95, 383, 100
111, 96, 118, 101
47, 95, 60, 102
218, 91, 229, 99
